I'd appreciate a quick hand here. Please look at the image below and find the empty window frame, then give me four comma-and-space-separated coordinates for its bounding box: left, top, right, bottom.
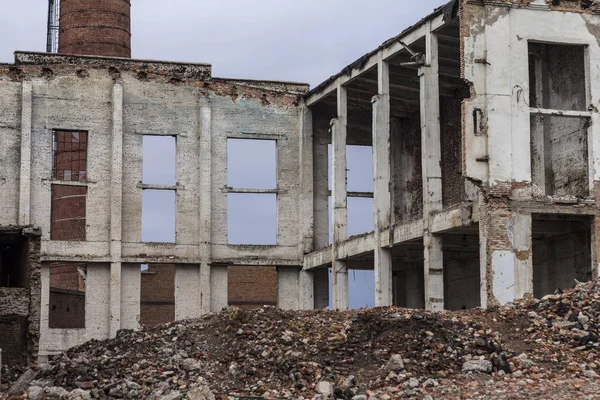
529, 43, 591, 197
228, 193, 277, 245
52, 130, 88, 182
142, 135, 177, 243
227, 139, 276, 189
143, 136, 176, 185
142, 190, 176, 243
227, 139, 278, 245
49, 262, 86, 329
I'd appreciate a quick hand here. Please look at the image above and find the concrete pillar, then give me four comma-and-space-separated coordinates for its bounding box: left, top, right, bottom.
210, 265, 228, 312
419, 27, 444, 311
313, 269, 330, 309
109, 82, 124, 337
331, 83, 349, 310
278, 267, 300, 310
199, 95, 212, 314
299, 269, 314, 309
19, 81, 33, 226
299, 105, 315, 309
372, 55, 393, 306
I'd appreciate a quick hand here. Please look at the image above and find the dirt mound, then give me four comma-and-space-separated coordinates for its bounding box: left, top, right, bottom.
3, 280, 600, 399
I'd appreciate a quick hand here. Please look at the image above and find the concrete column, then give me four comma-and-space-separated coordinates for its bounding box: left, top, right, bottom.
419, 27, 444, 311
19, 81, 33, 226
278, 267, 300, 310
199, 95, 212, 314
109, 82, 124, 337
331, 83, 349, 310
372, 55, 393, 306
299, 269, 314, 310
210, 265, 228, 312
299, 105, 315, 309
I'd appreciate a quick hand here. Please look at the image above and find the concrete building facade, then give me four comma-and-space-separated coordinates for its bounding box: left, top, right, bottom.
1, 0, 600, 363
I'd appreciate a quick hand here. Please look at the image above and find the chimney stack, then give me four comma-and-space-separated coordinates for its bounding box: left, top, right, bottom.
58, 0, 131, 58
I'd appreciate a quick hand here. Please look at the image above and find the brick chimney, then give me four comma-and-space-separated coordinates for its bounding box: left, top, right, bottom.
58, 0, 131, 58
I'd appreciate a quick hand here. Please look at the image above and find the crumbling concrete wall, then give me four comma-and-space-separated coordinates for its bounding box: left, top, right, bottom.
460, 1, 600, 306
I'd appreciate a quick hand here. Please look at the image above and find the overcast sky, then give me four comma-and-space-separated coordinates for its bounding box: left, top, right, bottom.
1, 0, 448, 309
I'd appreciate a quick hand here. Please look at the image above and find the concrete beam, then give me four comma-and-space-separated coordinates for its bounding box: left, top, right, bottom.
109, 81, 124, 338
331, 84, 349, 310
373, 55, 393, 306
306, 13, 446, 106
420, 26, 444, 311
18, 81, 32, 226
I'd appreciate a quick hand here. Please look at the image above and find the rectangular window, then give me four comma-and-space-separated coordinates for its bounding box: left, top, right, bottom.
227, 139, 277, 245
142, 190, 176, 243
143, 136, 176, 185
529, 43, 590, 198
52, 130, 88, 182
228, 193, 276, 245
228, 139, 276, 189
51, 185, 87, 241
142, 135, 177, 243
49, 262, 86, 329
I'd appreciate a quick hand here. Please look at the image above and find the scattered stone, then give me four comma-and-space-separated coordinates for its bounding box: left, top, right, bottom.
316, 381, 334, 397
462, 360, 493, 374
27, 386, 44, 400
386, 354, 405, 371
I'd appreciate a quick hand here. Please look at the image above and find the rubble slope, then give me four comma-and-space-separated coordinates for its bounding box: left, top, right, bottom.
3, 280, 600, 399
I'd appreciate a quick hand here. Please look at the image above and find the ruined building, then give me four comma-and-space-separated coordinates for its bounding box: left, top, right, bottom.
1, 0, 599, 364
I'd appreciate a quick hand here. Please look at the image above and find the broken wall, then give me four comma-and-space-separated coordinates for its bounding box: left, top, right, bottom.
0, 229, 41, 365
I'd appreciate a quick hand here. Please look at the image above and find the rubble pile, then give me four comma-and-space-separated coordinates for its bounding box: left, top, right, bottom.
3, 280, 600, 399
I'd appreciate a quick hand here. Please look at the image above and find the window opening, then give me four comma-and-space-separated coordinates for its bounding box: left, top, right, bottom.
228, 193, 276, 245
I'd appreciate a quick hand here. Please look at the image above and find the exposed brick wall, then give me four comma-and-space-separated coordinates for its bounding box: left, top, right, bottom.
49, 289, 85, 329
51, 184, 87, 241
49, 263, 85, 292
140, 264, 175, 327
228, 266, 278, 310
49, 263, 86, 329
59, 0, 132, 58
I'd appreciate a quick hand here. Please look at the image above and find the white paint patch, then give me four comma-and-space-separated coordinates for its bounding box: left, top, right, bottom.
492, 250, 515, 305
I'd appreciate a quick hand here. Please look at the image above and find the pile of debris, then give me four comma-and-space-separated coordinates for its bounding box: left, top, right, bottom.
3, 280, 600, 399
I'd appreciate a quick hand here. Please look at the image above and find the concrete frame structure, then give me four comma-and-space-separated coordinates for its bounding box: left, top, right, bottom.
2, 0, 600, 361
